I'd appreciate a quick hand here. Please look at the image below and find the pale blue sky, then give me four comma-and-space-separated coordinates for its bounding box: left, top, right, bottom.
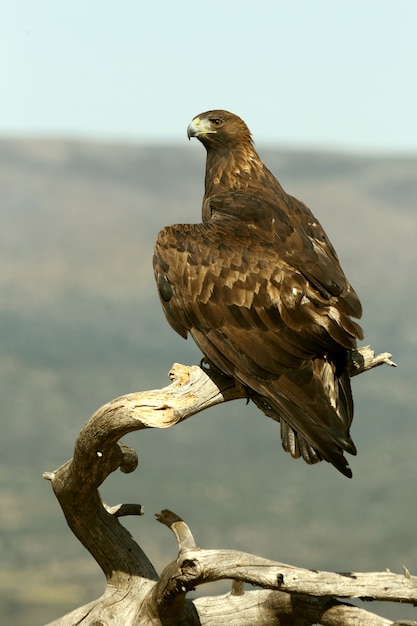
1, 0, 416, 153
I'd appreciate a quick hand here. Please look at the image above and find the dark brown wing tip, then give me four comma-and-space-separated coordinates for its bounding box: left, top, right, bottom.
342, 437, 357, 456
330, 452, 353, 478
341, 468, 353, 478
338, 462, 353, 479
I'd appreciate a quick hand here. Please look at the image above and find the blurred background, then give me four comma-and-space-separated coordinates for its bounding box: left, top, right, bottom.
1, 1, 416, 624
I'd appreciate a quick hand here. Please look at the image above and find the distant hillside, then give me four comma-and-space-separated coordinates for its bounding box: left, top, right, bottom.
1, 138, 416, 625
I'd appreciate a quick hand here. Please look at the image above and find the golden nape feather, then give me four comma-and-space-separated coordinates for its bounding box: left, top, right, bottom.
153, 110, 363, 478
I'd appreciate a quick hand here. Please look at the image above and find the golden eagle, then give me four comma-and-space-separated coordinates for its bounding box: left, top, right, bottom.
153, 110, 363, 477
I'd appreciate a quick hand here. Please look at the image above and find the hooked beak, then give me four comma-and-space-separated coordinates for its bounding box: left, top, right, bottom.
187, 116, 217, 140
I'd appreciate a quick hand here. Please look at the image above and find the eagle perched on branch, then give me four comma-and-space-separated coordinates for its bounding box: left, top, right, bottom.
153, 110, 363, 477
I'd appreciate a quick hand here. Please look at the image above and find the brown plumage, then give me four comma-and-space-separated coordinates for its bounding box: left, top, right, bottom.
153, 110, 363, 477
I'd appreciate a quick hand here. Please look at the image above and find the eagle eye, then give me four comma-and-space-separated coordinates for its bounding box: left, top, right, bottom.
210, 117, 223, 128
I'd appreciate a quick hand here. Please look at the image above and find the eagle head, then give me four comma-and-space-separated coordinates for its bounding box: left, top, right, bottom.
187, 110, 253, 149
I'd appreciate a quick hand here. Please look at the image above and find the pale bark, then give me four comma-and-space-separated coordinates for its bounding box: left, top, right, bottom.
43, 347, 413, 626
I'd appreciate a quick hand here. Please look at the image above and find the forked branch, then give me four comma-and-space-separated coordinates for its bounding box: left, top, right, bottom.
43, 347, 411, 626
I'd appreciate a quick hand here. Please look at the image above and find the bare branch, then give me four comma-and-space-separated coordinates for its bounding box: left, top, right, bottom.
174, 546, 417, 604
45, 346, 394, 477
106, 503, 145, 517
151, 511, 417, 606
43, 346, 407, 626
194, 590, 397, 626
156, 509, 198, 550
348, 345, 397, 376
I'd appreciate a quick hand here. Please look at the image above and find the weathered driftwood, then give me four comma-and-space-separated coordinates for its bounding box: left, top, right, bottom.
43, 346, 414, 626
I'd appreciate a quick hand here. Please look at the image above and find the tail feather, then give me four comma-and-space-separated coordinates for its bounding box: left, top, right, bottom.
250, 355, 356, 478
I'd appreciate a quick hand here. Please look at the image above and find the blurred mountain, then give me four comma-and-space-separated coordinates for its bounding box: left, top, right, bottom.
0, 138, 416, 624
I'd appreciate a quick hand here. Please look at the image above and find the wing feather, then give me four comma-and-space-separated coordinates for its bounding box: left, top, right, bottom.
154, 223, 359, 456
153, 158, 362, 476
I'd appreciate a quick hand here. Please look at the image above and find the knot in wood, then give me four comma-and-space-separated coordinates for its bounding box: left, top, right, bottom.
180, 558, 202, 580
119, 448, 139, 474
